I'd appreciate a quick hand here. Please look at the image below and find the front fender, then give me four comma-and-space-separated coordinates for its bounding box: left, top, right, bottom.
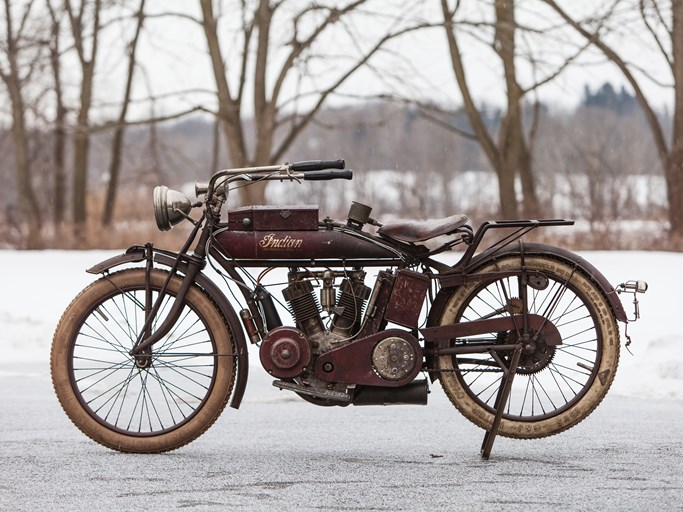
87, 245, 249, 410
86, 245, 148, 274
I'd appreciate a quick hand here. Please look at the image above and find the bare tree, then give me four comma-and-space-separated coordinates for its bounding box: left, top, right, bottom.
543, 0, 683, 239
65, 0, 102, 230
440, 0, 542, 218
0, 0, 43, 247
46, 0, 68, 227
564, 109, 643, 244
197, 0, 428, 206
102, 0, 146, 226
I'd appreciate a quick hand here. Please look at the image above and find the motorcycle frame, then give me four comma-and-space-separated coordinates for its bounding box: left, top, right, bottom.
88, 209, 627, 407
84, 164, 632, 458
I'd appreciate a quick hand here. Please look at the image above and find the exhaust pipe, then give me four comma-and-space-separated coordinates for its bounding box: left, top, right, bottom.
352, 379, 429, 406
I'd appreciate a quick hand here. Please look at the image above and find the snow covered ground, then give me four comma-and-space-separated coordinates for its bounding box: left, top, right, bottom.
0, 249, 679, 401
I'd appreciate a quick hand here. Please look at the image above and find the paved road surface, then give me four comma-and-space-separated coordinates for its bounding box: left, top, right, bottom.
1, 362, 682, 511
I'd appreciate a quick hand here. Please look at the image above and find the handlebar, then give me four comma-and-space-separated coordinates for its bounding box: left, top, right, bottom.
290, 159, 345, 172
302, 169, 353, 181
197, 158, 351, 200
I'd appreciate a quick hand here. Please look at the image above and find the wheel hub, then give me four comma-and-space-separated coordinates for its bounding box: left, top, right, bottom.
134, 348, 153, 369
498, 329, 555, 375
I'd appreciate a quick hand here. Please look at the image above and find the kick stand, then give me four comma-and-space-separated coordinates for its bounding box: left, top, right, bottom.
481, 343, 522, 460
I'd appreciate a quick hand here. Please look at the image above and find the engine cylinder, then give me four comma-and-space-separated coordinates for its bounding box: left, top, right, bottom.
331, 278, 371, 337
282, 279, 324, 337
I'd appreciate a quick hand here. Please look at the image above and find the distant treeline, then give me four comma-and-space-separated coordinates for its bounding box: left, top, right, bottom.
0, 82, 666, 248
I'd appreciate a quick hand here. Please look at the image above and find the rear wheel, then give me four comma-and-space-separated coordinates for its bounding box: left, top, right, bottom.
436, 255, 620, 439
51, 268, 236, 453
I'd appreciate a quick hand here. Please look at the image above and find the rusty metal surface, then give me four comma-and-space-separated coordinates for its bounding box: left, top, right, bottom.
52, 159, 646, 462
314, 329, 422, 387
384, 269, 430, 328
420, 313, 562, 346
259, 326, 312, 379
227, 205, 319, 231
356, 270, 395, 337
214, 228, 398, 261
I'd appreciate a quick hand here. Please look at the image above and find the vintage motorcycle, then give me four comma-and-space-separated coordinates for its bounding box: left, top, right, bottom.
51, 159, 647, 458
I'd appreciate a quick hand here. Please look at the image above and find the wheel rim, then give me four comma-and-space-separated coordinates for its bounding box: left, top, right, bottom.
68, 285, 219, 436
448, 270, 603, 422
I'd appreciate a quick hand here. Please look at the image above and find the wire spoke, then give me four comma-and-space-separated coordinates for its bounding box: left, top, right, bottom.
67, 274, 228, 437
443, 259, 609, 424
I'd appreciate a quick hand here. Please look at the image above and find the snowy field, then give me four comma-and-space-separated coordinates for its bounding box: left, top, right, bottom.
0, 249, 680, 402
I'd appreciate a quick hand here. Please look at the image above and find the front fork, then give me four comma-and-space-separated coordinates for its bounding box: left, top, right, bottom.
134, 243, 155, 368
129, 217, 210, 359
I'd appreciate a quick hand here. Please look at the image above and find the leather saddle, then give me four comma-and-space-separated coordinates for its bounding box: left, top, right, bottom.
377, 214, 469, 243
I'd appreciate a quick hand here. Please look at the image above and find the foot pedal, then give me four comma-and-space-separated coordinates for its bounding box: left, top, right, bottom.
273, 380, 351, 403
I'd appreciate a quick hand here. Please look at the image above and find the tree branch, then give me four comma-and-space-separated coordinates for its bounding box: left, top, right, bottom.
271, 0, 367, 108
89, 105, 208, 133
440, 0, 499, 166
542, 0, 669, 170
271, 21, 433, 162
639, 0, 673, 73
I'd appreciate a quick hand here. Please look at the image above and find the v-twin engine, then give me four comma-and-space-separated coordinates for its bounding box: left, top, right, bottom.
259, 269, 427, 407
259, 270, 371, 379
284, 270, 371, 348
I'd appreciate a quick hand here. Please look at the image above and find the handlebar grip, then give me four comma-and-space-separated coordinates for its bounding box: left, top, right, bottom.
290, 159, 345, 172
302, 169, 353, 181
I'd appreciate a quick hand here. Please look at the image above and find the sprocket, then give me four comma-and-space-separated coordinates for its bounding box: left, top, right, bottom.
496, 328, 556, 375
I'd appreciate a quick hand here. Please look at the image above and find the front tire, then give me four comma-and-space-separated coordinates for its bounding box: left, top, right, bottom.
51, 268, 236, 453
436, 255, 620, 439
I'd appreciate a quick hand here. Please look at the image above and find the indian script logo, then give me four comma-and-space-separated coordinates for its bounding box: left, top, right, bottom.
258, 233, 303, 249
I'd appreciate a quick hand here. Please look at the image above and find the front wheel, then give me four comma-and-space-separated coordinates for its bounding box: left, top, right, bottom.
51, 268, 236, 453
436, 254, 620, 439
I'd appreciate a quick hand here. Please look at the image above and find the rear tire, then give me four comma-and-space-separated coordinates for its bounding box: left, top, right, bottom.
436, 255, 620, 439
51, 268, 236, 453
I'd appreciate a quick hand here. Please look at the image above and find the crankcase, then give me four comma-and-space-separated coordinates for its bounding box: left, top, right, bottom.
314, 330, 422, 387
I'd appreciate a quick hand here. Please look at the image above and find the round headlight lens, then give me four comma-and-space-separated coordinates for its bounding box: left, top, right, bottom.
153, 186, 192, 231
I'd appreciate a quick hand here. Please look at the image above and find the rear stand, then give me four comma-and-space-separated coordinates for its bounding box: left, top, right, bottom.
481, 344, 522, 460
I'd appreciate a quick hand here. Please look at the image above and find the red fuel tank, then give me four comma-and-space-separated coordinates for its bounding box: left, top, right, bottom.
214, 228, 399, 264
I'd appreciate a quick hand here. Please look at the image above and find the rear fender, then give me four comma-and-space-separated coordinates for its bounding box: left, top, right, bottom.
431, 242, 627, 323
87, 246, 249, 410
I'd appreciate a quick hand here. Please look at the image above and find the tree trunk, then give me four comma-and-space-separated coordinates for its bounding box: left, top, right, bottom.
424, 1, 540, 220
669, 0, 683, 237
102, 0, 145, 226
495, 0, 537, 219
48, 0, 66, 227
496, 157, 519, 218
53, 100, 67, 227
8, 81, 43, 247
542, 0, 676, 235
68, 0, 101, 233
517, 146, 539, 218
72, 75, 92, 227
440, 1, 497, 161
1, 0, 42, 247
200, 0, 392, 208
200, 0, 247, 167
